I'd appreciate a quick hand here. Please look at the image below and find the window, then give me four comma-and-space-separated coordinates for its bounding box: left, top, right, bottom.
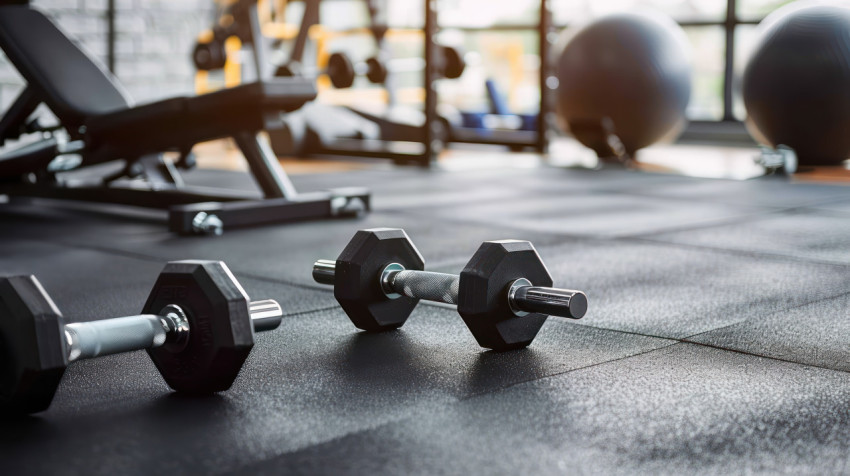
433, 0, 789, 123
291, 0, 792, 125
550, 0, 790, 123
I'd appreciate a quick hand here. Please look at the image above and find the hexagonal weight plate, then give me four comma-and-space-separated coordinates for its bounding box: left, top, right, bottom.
334, 228, 424, 331
144, 261, 254, 394
0, 276, 68, 414
327, 52, 356, 89
457, 241, 553, 351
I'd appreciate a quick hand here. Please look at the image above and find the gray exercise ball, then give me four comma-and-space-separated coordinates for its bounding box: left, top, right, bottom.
743, 1, 850, 166
556, 12, 692, 157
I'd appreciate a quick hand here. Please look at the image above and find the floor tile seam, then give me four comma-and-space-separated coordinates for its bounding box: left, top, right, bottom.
20, 236, 342, 292
783, 190, 850, 208
42, 277, 850, 379
625, 199, 850, 240
665, 287, 850, 374
29, 237, 168, 264
602, 187, 850, 210
396, 206, 786, 244
457, 341, 682, 401
24, 233, 850, 332
541, 320, 683, 342
556, 298, 841, 348
616, 206, 794, 238
225, 342, 685, 470
222, 401, 466, 472
678, 287, 850, 343
678, 340, 850, 376
279, 304, 341, 318
466, 337, 850, 407
252, 265, 850, 338
22, 211, 797, 279
228, 271, 338, 294
544, 287, 850, 370
382, 208, 609, 241
369, 192, 540, 213
626, 235, 850, 270
370, 179, 840, 212
375, 183, 836, 213
792, 207, 850, 219
411, 301, 690, 342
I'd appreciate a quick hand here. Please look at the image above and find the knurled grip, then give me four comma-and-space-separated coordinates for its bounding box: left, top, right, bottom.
386, 270, 459, 305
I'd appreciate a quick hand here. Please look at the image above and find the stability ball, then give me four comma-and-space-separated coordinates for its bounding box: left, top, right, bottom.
743, 1, 850, 166
556, 12, 692, 157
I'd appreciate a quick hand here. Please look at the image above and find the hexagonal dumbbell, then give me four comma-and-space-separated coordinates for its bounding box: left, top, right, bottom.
312, 228, 588, 351
0, 260, 284, 415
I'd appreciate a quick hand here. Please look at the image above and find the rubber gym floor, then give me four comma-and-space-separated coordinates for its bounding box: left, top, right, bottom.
3, 150, 850, 475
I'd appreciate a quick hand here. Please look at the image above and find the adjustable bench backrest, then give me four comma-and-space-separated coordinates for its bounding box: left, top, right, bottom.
0, 5, 131, 131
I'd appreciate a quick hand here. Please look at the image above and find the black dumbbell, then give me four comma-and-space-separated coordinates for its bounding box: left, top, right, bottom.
193, 39, 227, 71
312, 228, 587, 351
192, 25, 232, 71
0, 260, 284, 415
276, 52, 375, 89
275, 53, 360, 89
277, 46, 466, 89
355, 45, 466, 85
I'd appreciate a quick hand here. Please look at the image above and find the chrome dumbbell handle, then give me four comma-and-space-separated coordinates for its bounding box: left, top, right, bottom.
312, 260, 587, 320
314, 260, 460, 303
384, 268, 459, 304
64, 299, 283, 362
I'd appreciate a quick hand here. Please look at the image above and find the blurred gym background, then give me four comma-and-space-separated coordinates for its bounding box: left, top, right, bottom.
0, 0, 803, 178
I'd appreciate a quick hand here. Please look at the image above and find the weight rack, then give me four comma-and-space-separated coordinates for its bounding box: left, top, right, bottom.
440, 0, 555, 154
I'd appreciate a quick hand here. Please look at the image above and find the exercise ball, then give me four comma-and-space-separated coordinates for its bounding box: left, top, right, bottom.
556, 12, 692, 157
743, 1, 850, 166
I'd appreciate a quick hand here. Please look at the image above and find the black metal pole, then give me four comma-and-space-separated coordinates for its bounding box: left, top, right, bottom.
107, 0, 116, 74
536, 0, 553, 153
722, 0, 737, 121
422, 0, 438, 166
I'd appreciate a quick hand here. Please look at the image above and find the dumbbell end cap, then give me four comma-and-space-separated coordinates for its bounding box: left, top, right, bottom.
312, 260, 337, 285
567, 292, 588, 320
511, 285, 588, 320
250, 300, 284, 332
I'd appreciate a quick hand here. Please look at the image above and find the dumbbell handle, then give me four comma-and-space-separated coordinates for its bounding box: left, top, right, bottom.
312, 260, 586, 320
353, 57, 424, 74
64, 299, 283, 362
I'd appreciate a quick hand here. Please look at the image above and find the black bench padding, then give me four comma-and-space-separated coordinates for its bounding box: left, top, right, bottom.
0, 5, 318, 165
84, 81, 317, 158
0, 3, 353, 239
0, 5, 130, 131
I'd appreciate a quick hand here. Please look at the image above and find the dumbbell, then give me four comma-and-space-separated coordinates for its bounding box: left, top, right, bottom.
349, 45, 466, 85
275, 52, 364, 89
277, 47, 465, 89
192, 25, 233, 71
276, 53, 384, 89
193, 39, 227, 71
312, 228, 587, 351
0, 260, 283, 415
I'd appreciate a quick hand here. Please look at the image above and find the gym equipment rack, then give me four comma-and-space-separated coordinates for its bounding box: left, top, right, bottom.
442, 0, 555, 154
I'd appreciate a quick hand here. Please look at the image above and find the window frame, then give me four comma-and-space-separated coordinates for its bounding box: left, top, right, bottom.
544, 0, 770, 141
548, 0, 764, 125
683, 0, 760, 123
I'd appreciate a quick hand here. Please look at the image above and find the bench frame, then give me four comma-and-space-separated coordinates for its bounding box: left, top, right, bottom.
0, 3, 370, 234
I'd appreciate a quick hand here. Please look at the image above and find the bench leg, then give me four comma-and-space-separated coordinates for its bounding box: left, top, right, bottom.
233, 131, 298, 199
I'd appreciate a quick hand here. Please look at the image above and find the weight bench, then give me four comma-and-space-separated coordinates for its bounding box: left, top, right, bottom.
0, 4, 369, 234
